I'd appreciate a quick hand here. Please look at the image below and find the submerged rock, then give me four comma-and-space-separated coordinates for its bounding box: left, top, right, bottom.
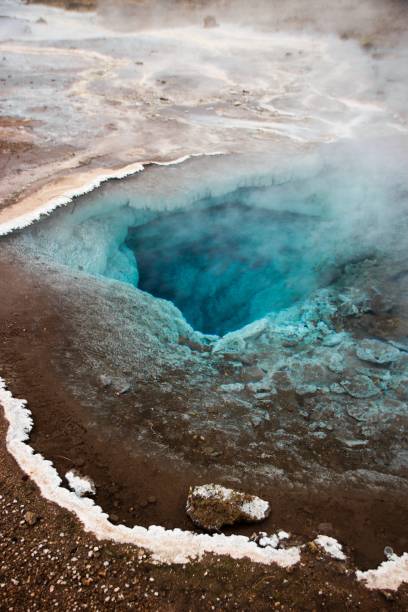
98, 374, 112, 388
240, 365, 265, 382
113, 380, 131, 395
340, 374, 380, 398
186, 484, 270, 531
356, 339, 400, 365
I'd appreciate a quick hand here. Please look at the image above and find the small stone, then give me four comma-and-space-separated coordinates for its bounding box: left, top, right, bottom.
99, 374, 112, 388
147, 496, 157, 504
356, 339, 400, 365
24, 511, 38, 526
186, 484, 270, 531
322, 333, 345, 347
340, 374, 380, 398
327, 353, 345, 374
381, 590, 395, 601
384, 546, 394, 559
203, 15, 217, 28
341, 438, 368, 448
114, 382, 131, 395
110, 514, 119, 523
240, 366, 265, 383
307, 541, 318, 553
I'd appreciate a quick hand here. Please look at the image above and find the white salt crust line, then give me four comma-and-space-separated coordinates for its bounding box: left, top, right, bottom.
2, 378, 408, 586
0, 153, 223, 237
0, 377, 300, 566
356, 556, 408, 591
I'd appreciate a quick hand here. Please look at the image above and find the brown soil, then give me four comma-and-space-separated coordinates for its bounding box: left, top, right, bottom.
2, 395, 408, 609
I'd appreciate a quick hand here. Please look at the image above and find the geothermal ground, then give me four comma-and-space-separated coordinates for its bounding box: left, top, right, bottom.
1, 0, 408, 609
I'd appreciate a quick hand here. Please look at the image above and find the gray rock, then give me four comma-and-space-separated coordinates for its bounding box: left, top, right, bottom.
186, 484, 270, 531
327, 353, 345, 374
356, 339, 400, 365
98, 374, 112, 388
113, 381, 131, 395
341, 438, 369, 448
340, 374, 380, 398
323, 333, 345, 347
240, 366, 265, 382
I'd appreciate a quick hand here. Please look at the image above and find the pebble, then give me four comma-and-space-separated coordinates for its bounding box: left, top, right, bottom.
24, 511, 38, 526
98, 374, 112, 388
114, 382, 131, 396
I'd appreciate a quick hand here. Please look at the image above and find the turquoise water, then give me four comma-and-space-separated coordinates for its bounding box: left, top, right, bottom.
126, 200, 332, 335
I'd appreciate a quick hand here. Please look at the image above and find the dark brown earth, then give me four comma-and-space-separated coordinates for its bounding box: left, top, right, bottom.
2, 400, 408, 610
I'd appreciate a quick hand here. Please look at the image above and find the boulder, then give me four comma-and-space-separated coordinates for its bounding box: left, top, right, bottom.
186, 484, 270, 531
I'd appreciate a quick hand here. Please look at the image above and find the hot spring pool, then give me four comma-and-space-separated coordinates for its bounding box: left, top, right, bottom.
12, 147, 400, 338
126, 201, 333, 336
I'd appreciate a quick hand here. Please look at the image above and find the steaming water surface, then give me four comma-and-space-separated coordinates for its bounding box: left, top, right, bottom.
127, 202, 330, 335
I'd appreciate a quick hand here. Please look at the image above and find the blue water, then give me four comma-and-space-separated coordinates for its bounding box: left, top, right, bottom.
19, 149, 400, 337
126, 200, 332, 335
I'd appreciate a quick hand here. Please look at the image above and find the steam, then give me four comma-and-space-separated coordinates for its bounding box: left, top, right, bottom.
96, 0, 408, 42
